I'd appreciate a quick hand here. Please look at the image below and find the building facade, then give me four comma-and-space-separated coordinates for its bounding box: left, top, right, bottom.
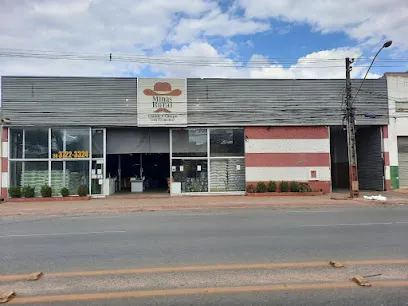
0, 76, 390, 198
385, 73, 408, 189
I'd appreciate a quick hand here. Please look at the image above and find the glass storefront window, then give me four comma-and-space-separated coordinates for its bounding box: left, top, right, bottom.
8, 127, 102, 198
66, 161, 89, 195
170, 128, 245, 194
22, 162, 49, 196
172, 159, 208, 192
9, 161, 48, 195
9, 161, 22, 188
92, 130, 104, 158
172, 129, 207, 157
10, 128, 23, 159
66, 128, 90, 153
51, 129, 65, 156
210, 159, 245, 192
210, 128, 244, 157
25, 128, 49, 159
51, 161, 64, 196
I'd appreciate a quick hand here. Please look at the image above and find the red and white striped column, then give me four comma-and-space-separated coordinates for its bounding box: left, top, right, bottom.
245, 126, 331, 193
1, 127, 8, 198
383, 125, 391, 190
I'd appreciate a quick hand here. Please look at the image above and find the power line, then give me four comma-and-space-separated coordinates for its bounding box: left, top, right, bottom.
0, 48, 408, 69
2, 47, 408, 62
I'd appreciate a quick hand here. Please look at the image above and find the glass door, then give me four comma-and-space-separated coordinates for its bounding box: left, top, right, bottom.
91, 159, 104, 195
91, 128, 106, 196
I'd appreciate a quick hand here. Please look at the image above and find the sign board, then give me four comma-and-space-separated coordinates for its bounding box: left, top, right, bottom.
137, 78, 187, 126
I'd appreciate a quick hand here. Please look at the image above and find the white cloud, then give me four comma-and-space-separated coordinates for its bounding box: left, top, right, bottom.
170, 8, 270, 44
150, 42, 247, 78
365, 72, 382, 79
151, 43, 364, 79
0, 0, 271, 81
239, 0, 408, 50
33, 0, 91, 16
249, 48, 364, 79
0, 0, 397, 84
0, 0, 216, 54
0, 57, 143, 78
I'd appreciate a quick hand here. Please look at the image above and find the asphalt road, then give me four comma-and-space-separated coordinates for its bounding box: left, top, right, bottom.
1, 206, 408, 305
32, 287, 408, 306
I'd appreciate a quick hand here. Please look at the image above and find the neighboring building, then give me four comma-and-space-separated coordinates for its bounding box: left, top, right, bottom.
0, 77, 390, 198
385, 73, 408, 189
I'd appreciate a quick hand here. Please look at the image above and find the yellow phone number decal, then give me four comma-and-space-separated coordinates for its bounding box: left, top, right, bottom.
52, 151, 89, 159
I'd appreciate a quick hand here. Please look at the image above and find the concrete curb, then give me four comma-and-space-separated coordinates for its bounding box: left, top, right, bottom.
1, 201, 401, 218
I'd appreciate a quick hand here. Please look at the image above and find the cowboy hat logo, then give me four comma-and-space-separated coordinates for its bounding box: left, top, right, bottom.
143, 82, 182, 96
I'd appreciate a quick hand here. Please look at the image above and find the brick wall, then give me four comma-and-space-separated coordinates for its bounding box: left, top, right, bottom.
1, 127, 8, 198
383, 125, 391, 190
245, 126, 331, 193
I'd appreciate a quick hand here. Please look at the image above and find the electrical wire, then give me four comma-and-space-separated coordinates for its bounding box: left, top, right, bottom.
1, 47, 408, 62
1, 48, 408, 69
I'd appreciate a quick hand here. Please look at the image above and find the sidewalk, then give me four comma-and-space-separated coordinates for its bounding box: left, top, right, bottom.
1, 192, 406, 217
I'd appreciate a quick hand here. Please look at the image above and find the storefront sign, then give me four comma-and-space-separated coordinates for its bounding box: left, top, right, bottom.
52, 151, 89, 159
137, 78, 187, 126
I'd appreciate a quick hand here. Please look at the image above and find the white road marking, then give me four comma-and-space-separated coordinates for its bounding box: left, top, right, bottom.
299, 221, 408, 228
281, 210, 350, 213
0, 230, 127, 239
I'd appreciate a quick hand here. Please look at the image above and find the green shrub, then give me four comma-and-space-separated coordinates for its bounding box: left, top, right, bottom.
8, 186, 22, 198
290, 181, 300, 192
256, 182, 267, 193
267, 181, 277, 192
246, 184, 256, 193
40, 185, 52, 197
299, 184, 312, 193
78, 185, 88, 197
60, 187, 70, 197
22, 186, 35, 198
280, 181, 289, 192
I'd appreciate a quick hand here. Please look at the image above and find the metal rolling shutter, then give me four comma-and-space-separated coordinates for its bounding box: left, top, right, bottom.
356, 126, 384, 191
397, 137, 408, 187
106, 128, 170, 154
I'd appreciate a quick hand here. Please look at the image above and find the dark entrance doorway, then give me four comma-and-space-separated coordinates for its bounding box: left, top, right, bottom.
142, 154, 170, 192
330, 126, 384, 191
106, 153, 170, 193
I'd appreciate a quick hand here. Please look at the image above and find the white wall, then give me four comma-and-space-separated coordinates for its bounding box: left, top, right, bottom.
387, 74, 408, 166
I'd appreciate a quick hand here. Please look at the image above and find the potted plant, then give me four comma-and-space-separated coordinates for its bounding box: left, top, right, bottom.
256, 182, 267, 193
267, 181, 277, 192
77, 185, 88, 197
40, 185, 53, 198
246, 184, 256, 193
299, 183, 312, 193
8, 186, 22, 198
290, 181, 300, 192
280, 181, 289, 192
60, 187, 70, 197
22, 186, 35, 198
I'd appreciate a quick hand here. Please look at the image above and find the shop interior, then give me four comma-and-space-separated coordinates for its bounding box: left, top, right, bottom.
106, 153, 170, 194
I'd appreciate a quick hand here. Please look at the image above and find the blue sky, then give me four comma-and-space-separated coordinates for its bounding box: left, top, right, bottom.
0, 0, 407, 80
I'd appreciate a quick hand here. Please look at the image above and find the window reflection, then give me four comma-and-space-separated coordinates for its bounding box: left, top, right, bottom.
172, 129, 207, 157
25, 129, 49, 159
66, 129, 89, 152
210, 129, 244, 157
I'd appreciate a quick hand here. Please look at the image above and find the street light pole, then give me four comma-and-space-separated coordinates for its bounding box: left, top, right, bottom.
345, 40, 392, 198
345, 57, 359, 198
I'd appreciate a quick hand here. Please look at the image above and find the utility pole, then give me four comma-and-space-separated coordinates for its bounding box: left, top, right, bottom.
345, 57, 359, 198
